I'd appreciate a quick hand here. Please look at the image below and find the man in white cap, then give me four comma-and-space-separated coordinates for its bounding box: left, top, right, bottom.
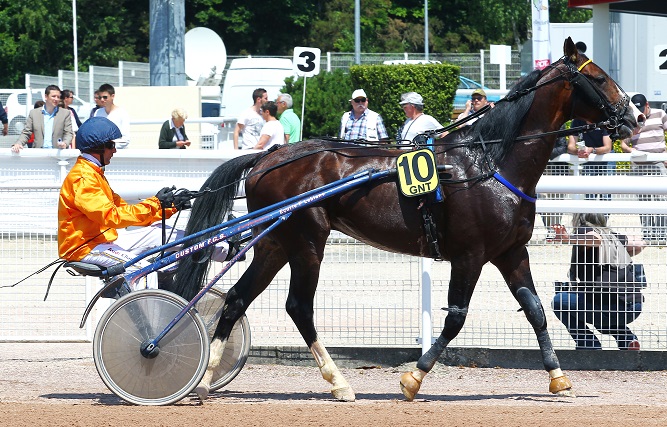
457, 88, 490, 127
340, 89, 388, 141
398, 91, 445, 143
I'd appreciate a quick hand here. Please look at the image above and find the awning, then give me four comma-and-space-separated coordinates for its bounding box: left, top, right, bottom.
568, 0, 667, 17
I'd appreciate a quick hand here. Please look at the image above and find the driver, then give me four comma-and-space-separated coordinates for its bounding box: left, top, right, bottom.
58, 117, 230, 295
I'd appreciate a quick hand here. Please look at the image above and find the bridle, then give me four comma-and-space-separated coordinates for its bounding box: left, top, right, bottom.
502, 55, 629, 139
564, 57, 629, 137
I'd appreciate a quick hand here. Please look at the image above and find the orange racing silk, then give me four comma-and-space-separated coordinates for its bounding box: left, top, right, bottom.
58, 157, 176, 261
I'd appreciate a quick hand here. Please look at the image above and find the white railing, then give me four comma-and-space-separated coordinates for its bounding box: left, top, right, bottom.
1, 149, 666, 353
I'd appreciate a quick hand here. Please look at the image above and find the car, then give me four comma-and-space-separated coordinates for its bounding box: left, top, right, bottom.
453, 76, 505, 110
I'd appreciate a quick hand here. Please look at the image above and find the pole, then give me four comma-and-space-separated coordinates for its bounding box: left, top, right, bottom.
354, 0, 360, 64
72, 0, 79, 94
424, 0, 429, 60
300, 77, 307, 140
420, 258, 433, 355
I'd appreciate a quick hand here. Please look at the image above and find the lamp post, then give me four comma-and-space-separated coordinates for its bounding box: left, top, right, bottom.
72, 0, 79, 94
424, 0, 429, 60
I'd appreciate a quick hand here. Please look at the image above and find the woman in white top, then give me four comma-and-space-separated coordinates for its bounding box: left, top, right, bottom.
398, 92, 445, 143
255, 101, 285, 150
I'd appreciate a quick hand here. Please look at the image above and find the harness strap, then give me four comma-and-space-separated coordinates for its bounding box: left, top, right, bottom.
417, 198, 443, 261
493, 172, 537, 203
578, 59, 592, 71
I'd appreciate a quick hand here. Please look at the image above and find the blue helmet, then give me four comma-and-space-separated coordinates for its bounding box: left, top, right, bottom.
76, 117, 121, 152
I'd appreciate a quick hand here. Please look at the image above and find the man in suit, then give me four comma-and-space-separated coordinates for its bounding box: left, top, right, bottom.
11, 85, 72, 152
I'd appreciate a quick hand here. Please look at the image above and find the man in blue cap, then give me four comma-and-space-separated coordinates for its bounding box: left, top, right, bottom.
58, 117, 229, 292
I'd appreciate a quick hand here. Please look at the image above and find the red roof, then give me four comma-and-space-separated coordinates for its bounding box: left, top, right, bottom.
568, 0, 622, 6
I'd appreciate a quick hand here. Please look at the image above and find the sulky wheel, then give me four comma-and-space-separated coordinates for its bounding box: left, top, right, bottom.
93, 289, 209, 406
195, 286, 251, 391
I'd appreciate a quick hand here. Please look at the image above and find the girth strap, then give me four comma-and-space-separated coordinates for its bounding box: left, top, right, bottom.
418, 197, 443, 261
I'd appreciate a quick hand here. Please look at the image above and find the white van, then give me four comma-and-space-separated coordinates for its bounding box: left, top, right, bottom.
0, 89, 43, 135
220, 58, 295, 120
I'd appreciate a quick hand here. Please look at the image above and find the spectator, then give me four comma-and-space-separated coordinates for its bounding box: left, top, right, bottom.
94, 83, 130, 149
255, 101, 284, 150
339, 89, 388, 141
621, 93, 667, 242
457, 88, 490, 127
551, 213, 645, 350
575, 41, 587, 54
397, 92, 444, 144
0, 98, 7, 136
158, 108, 191, 149
11, 85, 72, 152
57, 117, 231, 295
276, 93, 301, 144
234, 88, 267, 149
568, 118, 612, 201
61, 89, 82, 128
89, 90, 103, 119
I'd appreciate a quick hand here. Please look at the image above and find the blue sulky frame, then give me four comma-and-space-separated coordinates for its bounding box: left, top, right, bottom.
85, 168, 397, 354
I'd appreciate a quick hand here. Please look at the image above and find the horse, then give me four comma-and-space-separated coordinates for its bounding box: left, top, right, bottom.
173, 38, 638, 402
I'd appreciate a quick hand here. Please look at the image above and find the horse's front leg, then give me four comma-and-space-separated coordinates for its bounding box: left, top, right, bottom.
401, 259, 482, 401
495, 246, 575, 397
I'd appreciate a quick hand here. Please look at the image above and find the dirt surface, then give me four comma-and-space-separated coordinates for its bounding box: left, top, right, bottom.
1, 343, 666, 427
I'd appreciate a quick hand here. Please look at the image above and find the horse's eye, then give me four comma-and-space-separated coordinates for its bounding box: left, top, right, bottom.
594, 75, 606, 84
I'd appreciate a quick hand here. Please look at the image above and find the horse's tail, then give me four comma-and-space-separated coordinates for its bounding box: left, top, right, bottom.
172, 152, 264, 301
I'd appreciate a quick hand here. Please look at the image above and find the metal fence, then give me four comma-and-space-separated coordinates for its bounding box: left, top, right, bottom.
1, 150, 666, 352
22, 50, 522, 106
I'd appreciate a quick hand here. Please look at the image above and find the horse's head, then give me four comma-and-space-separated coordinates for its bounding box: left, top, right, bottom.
560, 37, 638, 140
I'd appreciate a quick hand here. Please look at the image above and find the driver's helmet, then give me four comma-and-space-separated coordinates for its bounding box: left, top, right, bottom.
76, 117, 121, 152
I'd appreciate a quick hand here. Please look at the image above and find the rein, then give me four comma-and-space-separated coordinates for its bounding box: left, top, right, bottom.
171, 55, 628, 205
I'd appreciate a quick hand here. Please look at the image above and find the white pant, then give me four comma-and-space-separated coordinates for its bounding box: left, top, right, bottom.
81, 223, 229, 291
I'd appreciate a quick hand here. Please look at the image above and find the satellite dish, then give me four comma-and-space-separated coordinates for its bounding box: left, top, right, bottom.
184, 27, 227, 85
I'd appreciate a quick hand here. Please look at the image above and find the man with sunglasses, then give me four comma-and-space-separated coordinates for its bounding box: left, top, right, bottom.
339, 89, 388, 141
58, 117, 230, 294
93, 83, 131, 149
457, 88, 490, 127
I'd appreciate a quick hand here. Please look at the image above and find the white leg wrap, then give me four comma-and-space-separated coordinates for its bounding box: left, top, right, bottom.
195, 338, 227, 401
310, 341, 355, 401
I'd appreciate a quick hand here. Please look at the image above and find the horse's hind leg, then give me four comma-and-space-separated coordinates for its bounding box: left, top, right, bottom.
496, 247, 574, 397
285, 238, 355, 402
401, 259, 482, 401
196, 239, 288, 401
280, 217, 355, 402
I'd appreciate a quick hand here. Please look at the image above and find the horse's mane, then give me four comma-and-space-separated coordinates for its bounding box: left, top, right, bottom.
466, 69, 542, 163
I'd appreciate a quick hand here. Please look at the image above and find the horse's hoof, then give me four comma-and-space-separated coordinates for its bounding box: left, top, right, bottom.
195, 383, 210, 401
549, 374, 574, 396
399, 371, 422, 401
332, 386, 356, 402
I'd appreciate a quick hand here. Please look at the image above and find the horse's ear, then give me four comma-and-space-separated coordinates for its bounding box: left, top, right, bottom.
563, 37, 577, 62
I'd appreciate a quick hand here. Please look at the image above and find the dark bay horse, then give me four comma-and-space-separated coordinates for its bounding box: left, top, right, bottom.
174, 38, 638, 402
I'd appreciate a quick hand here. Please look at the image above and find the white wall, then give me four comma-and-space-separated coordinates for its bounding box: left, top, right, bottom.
618, 13, 667, 105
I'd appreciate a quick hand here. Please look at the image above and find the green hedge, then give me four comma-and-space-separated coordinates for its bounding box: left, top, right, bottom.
350, 63, 459, 140
281, 63, 460, 140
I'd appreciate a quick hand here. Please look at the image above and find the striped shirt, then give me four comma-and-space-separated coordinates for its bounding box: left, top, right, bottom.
630, 108, 667, 153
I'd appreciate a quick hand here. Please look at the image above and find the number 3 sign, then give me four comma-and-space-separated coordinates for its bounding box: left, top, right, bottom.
293, 47, 321, 77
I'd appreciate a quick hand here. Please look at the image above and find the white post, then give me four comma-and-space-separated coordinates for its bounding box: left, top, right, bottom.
301, 76, 307, 140
327, 51, 331, 72
420, 257, 433, 355
480, 49, 485, 88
